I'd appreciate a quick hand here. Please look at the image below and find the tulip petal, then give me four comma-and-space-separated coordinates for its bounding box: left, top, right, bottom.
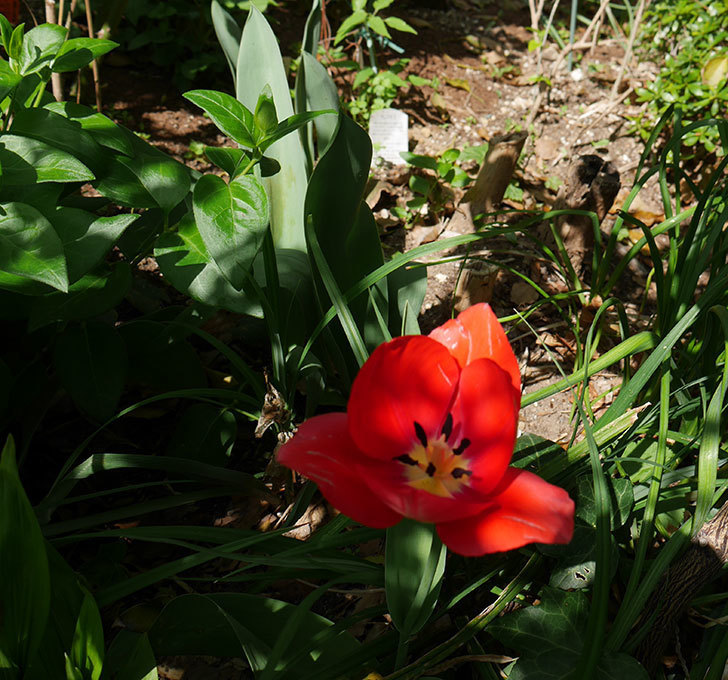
451, 357, 520, 494
277, 413, 402, 528
429, 303, 521, 394
348, 336, 460, 460
436, 468, 575, 556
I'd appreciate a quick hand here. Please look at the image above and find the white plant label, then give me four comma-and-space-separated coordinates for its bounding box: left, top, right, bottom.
369, 108, 409, 165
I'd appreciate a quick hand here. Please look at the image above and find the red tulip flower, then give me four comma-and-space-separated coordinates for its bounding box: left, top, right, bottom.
277, 304, 574, 556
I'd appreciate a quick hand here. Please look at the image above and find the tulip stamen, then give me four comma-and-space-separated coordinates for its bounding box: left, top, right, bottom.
451, 467, 472, 479
441, 413, 453, 440
400, 432, 473, 498
395, 454, 419, 466
413, 421, 428, 448
453, 438, 471, 455
425, 462, 437, 477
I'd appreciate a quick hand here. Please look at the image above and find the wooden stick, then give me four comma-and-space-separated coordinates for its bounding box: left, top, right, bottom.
45, 0, 63, 101
84, 0, 102, 111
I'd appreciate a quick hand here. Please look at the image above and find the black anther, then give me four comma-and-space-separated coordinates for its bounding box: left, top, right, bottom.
453, 438, 471, 455
441, 413, 453, 440
425, 462, 437, 477
395, 454, 418, 466
451, 468, 473, 479
413, 421, 428, 447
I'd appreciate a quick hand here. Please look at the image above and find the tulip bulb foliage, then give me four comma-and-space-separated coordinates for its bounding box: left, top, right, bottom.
278, 303, 574, 556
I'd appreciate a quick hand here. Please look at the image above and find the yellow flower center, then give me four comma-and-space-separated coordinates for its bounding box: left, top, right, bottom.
396, 419, 472, 498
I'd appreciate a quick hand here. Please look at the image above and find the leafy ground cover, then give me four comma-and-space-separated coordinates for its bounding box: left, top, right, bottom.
3, 1, 728, 679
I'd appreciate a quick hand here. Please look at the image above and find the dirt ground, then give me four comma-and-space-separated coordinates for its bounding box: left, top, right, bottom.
94, 4, 669, 675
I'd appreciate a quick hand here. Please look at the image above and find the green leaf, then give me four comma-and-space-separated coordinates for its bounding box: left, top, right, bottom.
385, 519, 446, 636
254, 83, 278, 136
0, 15, 13, 54
0, 134, 94, 184
45, 102, 134, 156
488, 587, 588, 658
154, 215, 262, 317
575, 475, 634, 529
51, 208, 137, 283
102, 631, 158, 680
148, 593, 360, 676
383, 16, 417, 34
28, 262, 131, 330
373, 0, 396, 10
295, 52, 340, 160
18, 23, 67, 75
0, 201, 68, 291
52, 37, 118, 72
93, 133, 190, 212
204, 146, 247, 176
166, 404, 237, 466
8, 24, 24, 61
9, 107, 107, 171
193, 173, 269, 290
53, 321, 128, 423
334, 9, 366, 44
69, 589, 104, 680
210, 0, 242, 81
237, 6, 308, 251
400, 151, 438, 170
0, 436, 51, 670
259, 109, 337, 153
0, 59, 22, 100
366, 14, 391, 39
184, 89, 256, 148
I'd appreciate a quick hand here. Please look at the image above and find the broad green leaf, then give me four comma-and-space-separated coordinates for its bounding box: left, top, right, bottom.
45, 102, 134, 156
166, 404, 237, 466
366, 15, 391, 39
540, 522, 619, 590
0, 59, 22, 101
69, 589, 104, 680
373, 0, 396, 10
384, 16, 417, 34
193, 173, 269, 290
702, 55, 728, 88
53, 321, 128, 422
183, 89, 256, 148
401, 151, 438, 171
0, 134, 94, 184
28, 262, 131, 330
8, 24, 24, 61
488, 587, 588, 657
236, 7, 308, 251
204, 146, 247, 176
211, 0, 242, 81
254, 83, 278, 136
305, 114, 390, 352
52, 209, 137, 283
148, 593, 360, 676
387, 252, 426, 335
154, 215, 262, 317
507, 650, 649, 680
18, 23, 67, 75
10, 106, 107, 171
93, 132, 190, 212
258, 109, 337, 153
575, 475, 634, 529
295, 52, 339, 162
334, 9, 366, 44
0, 201, 68, 291
52, 37, 118, 72
102, 631, 158, 680
300, 0, 322, 55
385, 519, 446, 637
0, 436, 51, 670
0, 16, 13, 54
